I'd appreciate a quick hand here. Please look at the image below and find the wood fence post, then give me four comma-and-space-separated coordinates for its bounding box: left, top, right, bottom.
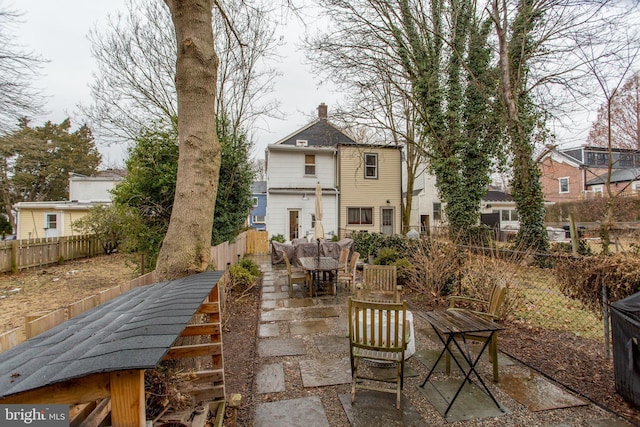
10, 240, 18, 273
60, 236, 67, 261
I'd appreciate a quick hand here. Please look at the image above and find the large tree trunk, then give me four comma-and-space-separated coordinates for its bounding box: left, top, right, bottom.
156, 0, 221, 281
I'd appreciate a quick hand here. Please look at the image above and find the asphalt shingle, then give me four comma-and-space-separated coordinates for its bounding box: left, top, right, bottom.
0, 270, 223, 399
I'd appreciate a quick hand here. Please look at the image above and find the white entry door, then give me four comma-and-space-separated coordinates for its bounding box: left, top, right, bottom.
288, 209, 301, 241
45, 213, 59, 237
381, 208, 394, 235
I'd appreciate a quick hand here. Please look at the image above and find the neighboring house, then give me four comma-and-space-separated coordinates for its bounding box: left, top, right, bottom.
481, 190, 519, 229
14, 171, 124, 240
337, 143, 402, 237
265, 103, 403, 241
540, 145, 640, 202
408, 167, 521, 234
586, 168, 640, 196
249, 180, 267, 230
407, 164, 443, 233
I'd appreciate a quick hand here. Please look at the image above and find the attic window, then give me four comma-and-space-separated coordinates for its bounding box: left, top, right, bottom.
296, 139, 308, 147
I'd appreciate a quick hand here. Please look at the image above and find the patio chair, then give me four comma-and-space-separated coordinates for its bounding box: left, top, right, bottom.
348, 297, 407, 409
445, 280, 507, 382
358, 264, 400, 302
283, 252, 309, 297
338, 251, 360, 293
338, 247, 350, 273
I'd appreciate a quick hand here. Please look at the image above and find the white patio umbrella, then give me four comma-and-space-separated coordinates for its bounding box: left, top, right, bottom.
314, 182, 325, 241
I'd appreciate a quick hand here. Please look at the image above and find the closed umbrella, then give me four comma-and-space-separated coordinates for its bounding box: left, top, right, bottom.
314, 183, 325, 241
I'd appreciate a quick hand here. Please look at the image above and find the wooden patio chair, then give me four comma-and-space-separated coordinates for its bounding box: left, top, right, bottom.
348, 297, 407, 409
338, 251, 360, 293
445, 280, 507, 382
283, 252, 309, 297
358, 264, 400, 303
338, 247, 350, 273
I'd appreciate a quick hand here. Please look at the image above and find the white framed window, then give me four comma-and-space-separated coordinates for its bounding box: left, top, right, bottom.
252, 215, 266, 224
592, 184, 604, 194
252, 197, 259, 207
347, 207, 373, 225
45, 213, 58, 230
632, 181, 640, 194
311, 214, 316, 228
305, 154, 316, 176
364, 153, 378, 179
433, 203, 442, 221
500, 209, 519, 222
559, 177, 569, 193
296, 139, 308, 147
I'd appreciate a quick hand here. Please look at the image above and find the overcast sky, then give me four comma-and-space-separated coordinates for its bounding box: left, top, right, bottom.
13, 0, 338, 167
12, 1, 634, 170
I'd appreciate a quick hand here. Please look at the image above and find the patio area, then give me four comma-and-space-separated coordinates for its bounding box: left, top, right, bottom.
252, 256, 632, 426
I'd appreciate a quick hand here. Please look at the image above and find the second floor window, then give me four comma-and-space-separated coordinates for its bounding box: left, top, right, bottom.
305, 155, 316, 175
559, 177, 569, 193
433, 202, 442, 221
347, 207, 373, 225
252, 197, 259, 207
364, 153, 378, 179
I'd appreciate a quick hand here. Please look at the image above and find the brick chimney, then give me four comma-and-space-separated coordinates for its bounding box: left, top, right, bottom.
318, 103, 328, 120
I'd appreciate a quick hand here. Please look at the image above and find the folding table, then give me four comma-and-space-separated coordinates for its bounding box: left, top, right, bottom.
420, 310, 504, 418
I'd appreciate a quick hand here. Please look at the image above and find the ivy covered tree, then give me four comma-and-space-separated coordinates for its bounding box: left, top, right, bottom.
112, 116, 253, 265
491, 0, 550, 253
393, 0, 502, 238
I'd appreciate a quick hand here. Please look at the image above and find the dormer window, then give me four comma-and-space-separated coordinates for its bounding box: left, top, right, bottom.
296, 139, 308, 147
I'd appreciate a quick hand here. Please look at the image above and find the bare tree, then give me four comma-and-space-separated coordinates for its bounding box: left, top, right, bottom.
0, 5, 44, 131
587, 72, 640, 150
84, 0, 281, 143
573, 23, 640, 253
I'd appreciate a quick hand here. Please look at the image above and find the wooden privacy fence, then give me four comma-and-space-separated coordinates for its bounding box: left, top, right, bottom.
0, 270, 157, 353
246, 229, 269, 254
1, 229, 269, 353
0, 234, 100, 273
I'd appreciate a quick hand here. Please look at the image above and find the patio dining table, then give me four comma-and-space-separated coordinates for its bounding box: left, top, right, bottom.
419, 309, 504, 418
299, 256, 339, 303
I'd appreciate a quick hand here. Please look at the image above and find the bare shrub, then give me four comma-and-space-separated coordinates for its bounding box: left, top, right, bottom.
456, 246, 529, 321
404, 238, 462, 301
555, 253, 640, 314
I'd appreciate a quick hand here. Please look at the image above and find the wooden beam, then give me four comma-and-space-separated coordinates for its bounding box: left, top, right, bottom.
69, 402, 96, 427
163, 343, 222, 360
179, 369, 224, 384
180, 323, 220, 337
110, 370, 145, 427
197, 303, 220, 314
0, 373, 110, 405
78, 398, 111, 427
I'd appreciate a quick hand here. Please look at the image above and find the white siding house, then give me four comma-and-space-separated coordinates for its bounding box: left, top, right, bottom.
265, 104, 354, 241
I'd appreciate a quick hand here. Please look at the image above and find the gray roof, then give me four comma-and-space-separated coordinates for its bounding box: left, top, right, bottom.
276, 119, 356, 147
482, 190, 514, 202
0, 271, 223, 399
252, 181, 267, 194
587, 168, 640, 185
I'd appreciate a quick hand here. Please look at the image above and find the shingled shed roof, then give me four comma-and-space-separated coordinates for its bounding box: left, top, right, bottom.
0, 271, 223, 400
